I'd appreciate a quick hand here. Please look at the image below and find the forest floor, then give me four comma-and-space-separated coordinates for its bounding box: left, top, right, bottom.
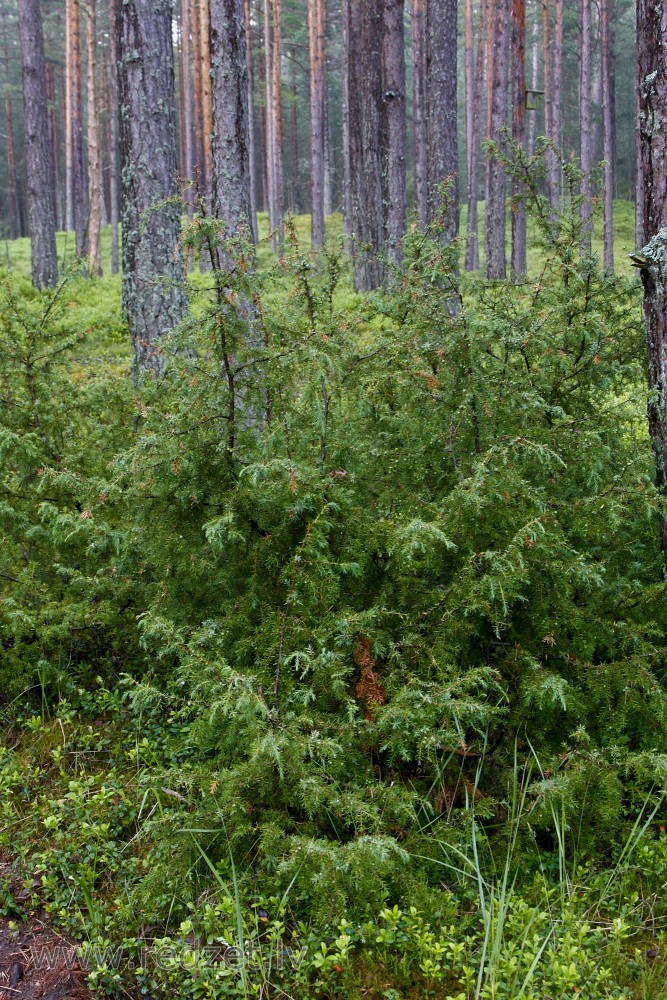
0, 920, 91, 1000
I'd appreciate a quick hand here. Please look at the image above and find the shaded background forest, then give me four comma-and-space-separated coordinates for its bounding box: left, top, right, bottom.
0, 0, 639, 251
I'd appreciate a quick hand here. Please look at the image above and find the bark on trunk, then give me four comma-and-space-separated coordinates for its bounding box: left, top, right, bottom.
192, 0, 204, 192
637, 0, 667, 552
601, 0, 614, 271
17, 0, 58, 289
382, 0, 407, 265
485, 0, 510, 279
542, 0, 555, 207
264, 0, 284, 251
464, 0, 478, 268
109, 0, 120, 273
308, 0, 326, 249
510, 0, 526, 279
243, 0, 258, 241
68, 0, 87, 255
346, 0, 384, 289
341, 0, 352, 244
200, 0, 213, 201
426, 0, 459, 244
578, 0, 593, 238
412, 0, 428, 230
116, 0, 188, 377
550, 0, 563, 204
182, 0, 195, 220
209, 0, 254, 251
527, 12, 538, 159
86, 0, 102, 276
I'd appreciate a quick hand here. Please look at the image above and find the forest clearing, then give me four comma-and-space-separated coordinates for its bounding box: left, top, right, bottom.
3, 0, 667, 996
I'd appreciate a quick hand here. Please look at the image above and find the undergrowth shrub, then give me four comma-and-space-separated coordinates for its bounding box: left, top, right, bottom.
1, 185, 667, 997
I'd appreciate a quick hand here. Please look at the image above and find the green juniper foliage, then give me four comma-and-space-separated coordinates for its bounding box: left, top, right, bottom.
2, 191, 667, 997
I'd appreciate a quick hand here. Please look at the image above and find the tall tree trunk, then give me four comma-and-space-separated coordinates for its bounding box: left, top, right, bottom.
346, 0, 384, 289
109, 0, 120, 273
465, 0, 489, 269
510, 0, 526, 278
324, 96, 334, 216
244, 0, 258, 241
209, 0, 253, 252
17, 0, 58, 289
412, 0, 428, 229
181, 0, 194, 219
601, 0, 614, 270
3, 65, 20, 240
485, 0, 510, 278
116, 0, 188, 377
527, 11, 538, 159
65, 0, 74, 232
264, 0, 284, 251
637, 0, 667, 552
578, 0, 593, 238
46, 62, 61, 230
382, 0, 407, 264
426, 0, 459, 243
636, 83, 644, 247
308, 0, 326, 249
550, 0, 563, 203
341, 0, 352, 243
68, 0, 86, 255
464, 0, 477, 268
192, 0, 204, 193
542, 0, 554, 207
86, 0, 102, 276
256, 0, 268, 214
200, 0, 213, 201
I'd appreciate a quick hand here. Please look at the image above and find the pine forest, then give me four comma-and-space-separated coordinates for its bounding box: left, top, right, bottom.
3, 0, 667, 997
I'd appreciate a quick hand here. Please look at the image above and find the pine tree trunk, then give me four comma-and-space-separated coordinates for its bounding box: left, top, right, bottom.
578, 0, 593, 238
65, 0, 74, 233
116, 0, 188, 377
308, 0, 326, 250
550, 0, 563, 203
527, 12, 538, 159
4, 81, 20, 240
382, 0, 407, 265
341, 0, 352, 243
347, 0, 384, 289
46, 63, 61, 230
181, 0, 194, 219
192, 0, 204, 193
485, 0, 510, 279
412, 0, 428, 230
601, 0, 614, 271
542, 0, 554, 207
323, 96, 334, 216
425, 0, 458, 243
68, 0, 86, 256
637, 0, 667, 552
264, 0, 284, 251
256, 0, 268, 214
464, 0, 476, 268
510, 0, 526, 278
209, 0, 253, 251
244, 0, 258, 241
17, 0, 58, 289
86, 0, 102, 276
636, 84, 644, 248
200, 0, 213, 201
109, 0, 120, 273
